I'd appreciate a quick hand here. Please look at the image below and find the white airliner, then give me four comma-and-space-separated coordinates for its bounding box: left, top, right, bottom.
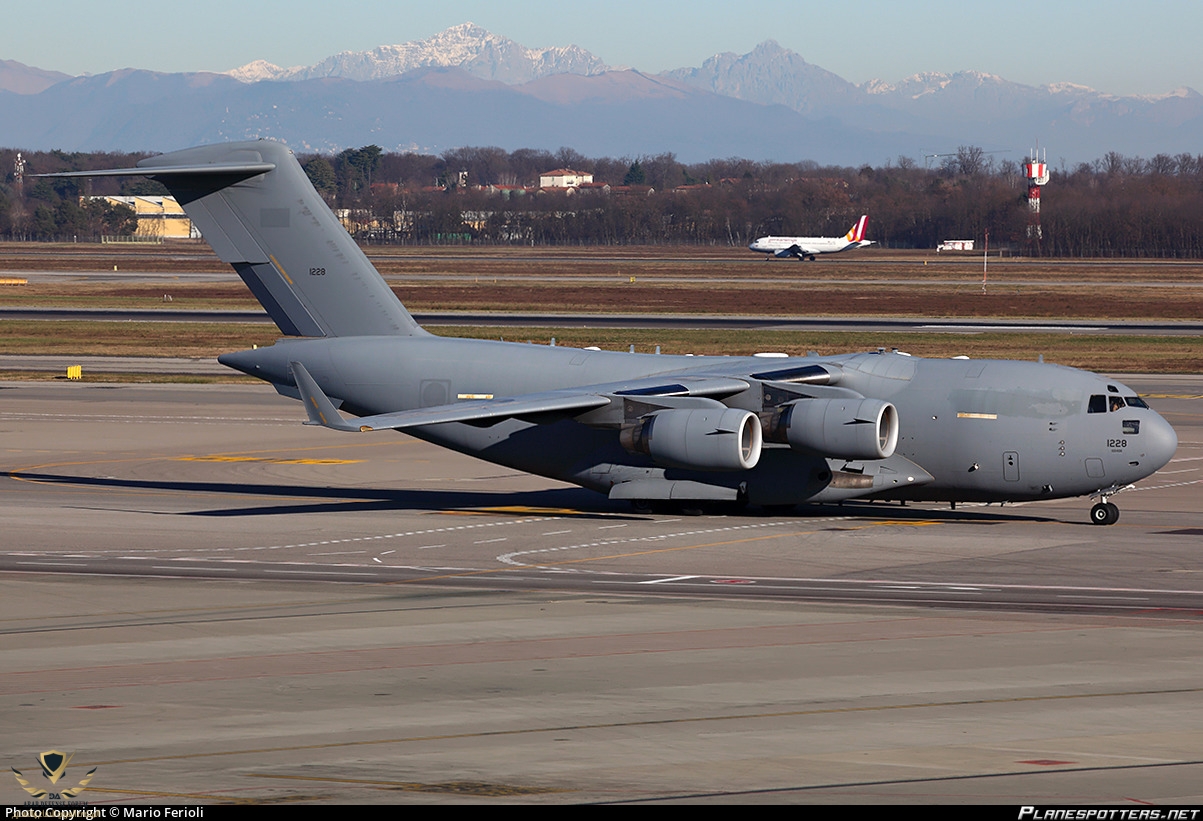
749, 215, 873, 260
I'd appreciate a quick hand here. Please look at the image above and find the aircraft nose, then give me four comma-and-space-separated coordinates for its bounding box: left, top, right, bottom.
1144, 412, 1178, 473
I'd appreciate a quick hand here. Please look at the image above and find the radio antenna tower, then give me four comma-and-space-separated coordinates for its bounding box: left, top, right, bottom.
1023, 147, 1050, 248
14, 152, 25, 198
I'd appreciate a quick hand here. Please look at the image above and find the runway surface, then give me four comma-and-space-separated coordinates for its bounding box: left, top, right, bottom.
5, 307, 1202, 335
2, 378, 1202, 803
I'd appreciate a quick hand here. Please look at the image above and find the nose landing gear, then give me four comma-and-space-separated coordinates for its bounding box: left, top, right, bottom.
1089, 484, 1131, 525
1090, 501, 1120, 525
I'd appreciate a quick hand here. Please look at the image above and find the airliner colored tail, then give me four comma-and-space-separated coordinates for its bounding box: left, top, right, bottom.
845, 215, 869, 243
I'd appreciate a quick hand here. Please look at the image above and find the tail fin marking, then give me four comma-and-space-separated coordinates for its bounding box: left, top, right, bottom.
853, 215, 869, 242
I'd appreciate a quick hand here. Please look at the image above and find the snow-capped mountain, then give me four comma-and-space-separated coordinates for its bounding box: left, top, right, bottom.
227, 22, 609, 85
664, 40, 861, 116
3, 25, 1201, 164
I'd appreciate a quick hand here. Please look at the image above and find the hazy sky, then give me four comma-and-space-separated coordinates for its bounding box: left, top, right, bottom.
4, 0, 1199, 96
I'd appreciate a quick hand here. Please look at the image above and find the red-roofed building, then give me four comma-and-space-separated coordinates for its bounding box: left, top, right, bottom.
539, 169, 594, 188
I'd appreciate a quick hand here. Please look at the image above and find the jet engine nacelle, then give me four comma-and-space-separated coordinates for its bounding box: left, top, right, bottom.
620, 408, 763, 471
763, 398, 898, 460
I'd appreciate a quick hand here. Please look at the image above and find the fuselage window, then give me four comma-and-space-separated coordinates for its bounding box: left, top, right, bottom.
1125, 396, 1149, 409
1123, 420, 1140, 435
1088, 395, 1107, 414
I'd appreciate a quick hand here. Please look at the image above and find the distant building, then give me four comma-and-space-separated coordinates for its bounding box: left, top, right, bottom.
539, 168, 593, 189
476, 184, 532, 199
335, 208, 382, 234
88, 195, 197, 238
608, 185, 655, 197
937, 239, 975, 252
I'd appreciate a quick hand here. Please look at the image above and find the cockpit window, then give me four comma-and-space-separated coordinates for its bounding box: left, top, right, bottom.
1088, 395, 1107, 414
1109, 396, 1126, 412
1125, 396, 1149, 409
1123, 420, 1140, 435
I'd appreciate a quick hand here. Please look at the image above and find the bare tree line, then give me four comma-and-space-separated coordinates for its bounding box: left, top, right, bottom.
4, 145, 1203, 256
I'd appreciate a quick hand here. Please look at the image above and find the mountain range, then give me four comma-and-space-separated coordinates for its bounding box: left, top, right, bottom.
2, 23, 1200, 165
227, 23, 609, 85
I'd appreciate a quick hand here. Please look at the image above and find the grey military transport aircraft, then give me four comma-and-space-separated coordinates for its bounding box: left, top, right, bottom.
48, 141, 1177, 525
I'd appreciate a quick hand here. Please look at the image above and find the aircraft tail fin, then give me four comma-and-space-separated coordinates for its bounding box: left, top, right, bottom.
845, 215, 869, 243
43, 141, 424, 339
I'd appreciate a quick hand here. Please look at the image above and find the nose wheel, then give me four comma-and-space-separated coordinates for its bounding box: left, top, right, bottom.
1090, 501, 1120, 525
1089, 484, 1132, 526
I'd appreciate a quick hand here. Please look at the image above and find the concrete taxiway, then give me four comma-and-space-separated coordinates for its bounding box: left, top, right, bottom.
2, 378, 1201, 803
5, 307, 1203, 335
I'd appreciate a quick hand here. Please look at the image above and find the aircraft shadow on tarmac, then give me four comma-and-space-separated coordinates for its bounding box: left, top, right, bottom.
6, 468, 626, 518
5, 469, 1058, 524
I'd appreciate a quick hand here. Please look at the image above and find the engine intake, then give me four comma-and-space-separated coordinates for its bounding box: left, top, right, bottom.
763, 398, 898, 460
620, 408, 762, 471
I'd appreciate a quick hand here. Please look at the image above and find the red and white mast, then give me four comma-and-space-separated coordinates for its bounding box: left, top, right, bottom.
1023, 147, 1050, 242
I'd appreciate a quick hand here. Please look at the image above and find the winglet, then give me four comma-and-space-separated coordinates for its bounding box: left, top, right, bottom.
289, 361, 362, 432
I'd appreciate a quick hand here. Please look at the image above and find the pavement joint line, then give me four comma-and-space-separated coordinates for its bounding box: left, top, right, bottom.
496, 517, 856, 567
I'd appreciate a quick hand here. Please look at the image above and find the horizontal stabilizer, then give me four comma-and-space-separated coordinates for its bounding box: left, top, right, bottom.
38, 162, 275, 179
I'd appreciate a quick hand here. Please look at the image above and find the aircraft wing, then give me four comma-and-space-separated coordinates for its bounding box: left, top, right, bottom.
290, 362, 751, 433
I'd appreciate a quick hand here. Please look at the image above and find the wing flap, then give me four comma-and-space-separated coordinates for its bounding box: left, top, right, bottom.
358, 392, 612, 431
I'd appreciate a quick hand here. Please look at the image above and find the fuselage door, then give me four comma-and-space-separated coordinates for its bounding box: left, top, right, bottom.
1003, 451, 1020, 482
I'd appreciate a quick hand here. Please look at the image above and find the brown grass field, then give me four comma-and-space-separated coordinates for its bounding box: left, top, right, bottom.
1, 243, 1199, 377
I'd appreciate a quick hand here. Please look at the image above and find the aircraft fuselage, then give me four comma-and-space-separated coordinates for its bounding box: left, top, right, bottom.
221, 339, 1176, 509
748, 236, 870, 259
